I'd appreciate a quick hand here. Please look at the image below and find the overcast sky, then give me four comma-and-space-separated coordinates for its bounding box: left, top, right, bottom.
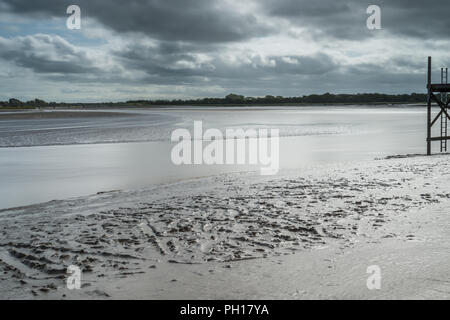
0, 0, 449, 102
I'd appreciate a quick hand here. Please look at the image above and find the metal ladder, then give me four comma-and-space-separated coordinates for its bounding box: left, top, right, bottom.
440, 68, 448, 152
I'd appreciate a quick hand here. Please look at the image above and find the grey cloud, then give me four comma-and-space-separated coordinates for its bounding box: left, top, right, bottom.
5, 0, 449, 41
2, 0, 274, 43
0, 0, 443, 100
263, 0, 450, 40
113, 40, 338, 81
264, 0, 367, 39
203, 54, 338, 81
0, 31, 423, 96
0, 34, 101, 74
114, 41, 217, 77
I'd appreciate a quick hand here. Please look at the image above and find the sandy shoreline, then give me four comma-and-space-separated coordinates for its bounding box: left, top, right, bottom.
0, 155, 449, 299
0, 110, 138, 120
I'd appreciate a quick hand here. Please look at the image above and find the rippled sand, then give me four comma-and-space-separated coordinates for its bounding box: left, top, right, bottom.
0, 154, 449, 299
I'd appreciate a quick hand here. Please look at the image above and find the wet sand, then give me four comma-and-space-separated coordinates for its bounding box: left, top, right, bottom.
0, 154, 449, 299
0, 111, 137, 120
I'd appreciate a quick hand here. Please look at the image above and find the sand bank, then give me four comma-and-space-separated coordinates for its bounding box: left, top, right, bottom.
0, 110, 137, 120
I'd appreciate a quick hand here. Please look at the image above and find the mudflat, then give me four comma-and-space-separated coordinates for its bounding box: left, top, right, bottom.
0, 110, 136, 120
0, 154, 449, 299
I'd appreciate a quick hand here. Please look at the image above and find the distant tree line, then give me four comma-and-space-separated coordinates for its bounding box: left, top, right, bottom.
0, 93, 428, 108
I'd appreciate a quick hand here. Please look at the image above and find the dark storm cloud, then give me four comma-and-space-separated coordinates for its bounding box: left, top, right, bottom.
5, 0, 450, 41
0, 0, 444, 100
263, 0, 450, 40
263, 0, 368, 39
2, 0, 273, 43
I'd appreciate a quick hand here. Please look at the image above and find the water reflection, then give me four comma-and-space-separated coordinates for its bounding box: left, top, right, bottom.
0, 106, 429, 209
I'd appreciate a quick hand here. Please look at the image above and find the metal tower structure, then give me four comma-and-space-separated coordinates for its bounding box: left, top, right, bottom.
426, 57, 450, 155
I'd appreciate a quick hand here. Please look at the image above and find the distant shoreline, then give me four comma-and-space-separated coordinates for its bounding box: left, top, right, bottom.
0, 111, 138, 119
1, 93, 428, 109
0, 102, 427, 112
